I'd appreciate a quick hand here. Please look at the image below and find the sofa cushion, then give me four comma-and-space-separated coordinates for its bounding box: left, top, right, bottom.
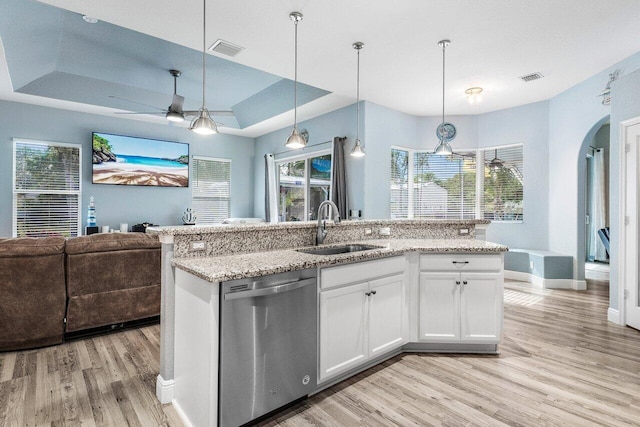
0, 236, 66, 257
0, 237, 66, 351
65, 232, 160, 255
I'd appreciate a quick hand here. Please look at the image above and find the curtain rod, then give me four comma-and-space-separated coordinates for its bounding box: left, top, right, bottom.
271, 138, 343, 157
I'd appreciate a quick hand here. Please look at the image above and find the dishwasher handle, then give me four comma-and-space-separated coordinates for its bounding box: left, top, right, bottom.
224, 277, 317, 300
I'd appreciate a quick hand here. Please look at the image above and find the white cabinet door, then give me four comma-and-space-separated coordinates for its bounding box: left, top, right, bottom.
319, 282, 369, 381
369, 274, 406, 357
460, 272, 502, 343
419, 272, 460, 342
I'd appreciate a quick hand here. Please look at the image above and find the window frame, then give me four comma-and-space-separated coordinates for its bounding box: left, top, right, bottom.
390, 143, 524, 223
191, 155, 232, 224
12, 138, 83, 237
275, 148, 333, 222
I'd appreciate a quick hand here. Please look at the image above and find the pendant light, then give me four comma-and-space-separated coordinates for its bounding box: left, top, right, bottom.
190, 0, 218, 135
285, 12, 306, 149
434, 39, 452, 155
351, 42, 365, 158
489, 149, 504, 171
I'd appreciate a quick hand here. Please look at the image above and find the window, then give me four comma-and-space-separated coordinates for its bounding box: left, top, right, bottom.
13, 139, 82, 237
391, 144, 523, 221
277, 151, 332, 222
192, 156, 231, 223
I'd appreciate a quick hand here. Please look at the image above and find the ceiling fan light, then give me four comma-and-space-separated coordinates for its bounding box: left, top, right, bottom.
190, 109, 218, 135
434, 140, 453, 155
166, 110, 185, 122
351, 139, 365, 157
285, 126, 306, 149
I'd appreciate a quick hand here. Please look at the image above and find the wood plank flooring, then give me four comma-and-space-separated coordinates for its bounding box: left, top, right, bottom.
1, 279, 640, 426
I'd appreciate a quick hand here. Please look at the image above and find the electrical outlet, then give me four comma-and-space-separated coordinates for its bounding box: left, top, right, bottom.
530, 261, 534, 270
364, 228, 372, 235
190, 241, 206, 251
459, 228, 469, 235
379, 227, 391, 236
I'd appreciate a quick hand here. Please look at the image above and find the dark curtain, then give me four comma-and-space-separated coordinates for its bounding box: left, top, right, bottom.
331, 137, 348, 219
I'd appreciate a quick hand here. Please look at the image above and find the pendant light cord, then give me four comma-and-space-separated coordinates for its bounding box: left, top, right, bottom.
201, 0, 207, 109
293, 18, 298, 127
441, 42, 446, 138
356, 47, 360, 141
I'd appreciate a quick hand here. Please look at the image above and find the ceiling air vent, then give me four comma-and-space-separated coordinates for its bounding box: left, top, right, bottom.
519, 72, 544, 82
208, 39, 244, 57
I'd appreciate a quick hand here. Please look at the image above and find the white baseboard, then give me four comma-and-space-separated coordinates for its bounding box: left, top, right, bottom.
585, 269, 610, 281
607, 307, 621, 324
172, 398, 194, 427
156, 375, 175, 404
505, 270, 587, 290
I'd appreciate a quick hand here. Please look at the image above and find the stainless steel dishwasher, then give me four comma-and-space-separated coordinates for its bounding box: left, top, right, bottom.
219, 268, 318, 427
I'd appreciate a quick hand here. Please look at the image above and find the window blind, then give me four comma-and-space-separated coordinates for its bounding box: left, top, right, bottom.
390, 149, 409, 219
192, 157, 231, 223
482, 145, 524, 221
413, 151, 476, 219
13, 140, 81, 237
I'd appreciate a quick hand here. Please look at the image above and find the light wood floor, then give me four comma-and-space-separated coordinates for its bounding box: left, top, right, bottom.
2, 280, 640, 426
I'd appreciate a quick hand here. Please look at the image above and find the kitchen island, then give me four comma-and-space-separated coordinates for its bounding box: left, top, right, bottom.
148, 220, 507, 426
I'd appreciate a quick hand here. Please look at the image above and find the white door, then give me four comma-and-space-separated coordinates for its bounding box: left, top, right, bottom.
625, 122, 640, 329
418, 272, 460, 342
369, 274, 407, 356
460, 272, 503, 343
319, 282, 369, 381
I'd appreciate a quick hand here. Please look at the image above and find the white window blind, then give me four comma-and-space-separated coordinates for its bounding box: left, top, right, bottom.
482, 145, 524, 221
390, 148, 409, 218
414, 151, 476, 219
13, 139, 81, 237
192, 157, 231, 223
390, 145, 522, 221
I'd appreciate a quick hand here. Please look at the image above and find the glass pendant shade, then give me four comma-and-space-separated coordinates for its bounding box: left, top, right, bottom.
351, 139, 365, 157
190, 108, 218, 135
166, 110, 185, 122
434, 140, 453, 155
285, 126, 306, 149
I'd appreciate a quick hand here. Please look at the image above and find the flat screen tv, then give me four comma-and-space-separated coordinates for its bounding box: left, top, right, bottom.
92, 132, 189, 187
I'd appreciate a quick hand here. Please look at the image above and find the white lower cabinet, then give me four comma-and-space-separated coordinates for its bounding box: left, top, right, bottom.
419, 271, 502, 343
319, 259, 407, 382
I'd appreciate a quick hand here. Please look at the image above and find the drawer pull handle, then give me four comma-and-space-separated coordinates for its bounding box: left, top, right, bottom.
463, 281, 468, 285
452, 261, 469, 265
456, 281, 461, 285
365, 292, 371, 296
371, 290, 377, 295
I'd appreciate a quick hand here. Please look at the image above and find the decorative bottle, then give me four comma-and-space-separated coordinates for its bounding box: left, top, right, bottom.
87, 196, 97, 227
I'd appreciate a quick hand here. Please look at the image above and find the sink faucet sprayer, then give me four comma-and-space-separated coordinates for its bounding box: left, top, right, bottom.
316, 200, 341, 245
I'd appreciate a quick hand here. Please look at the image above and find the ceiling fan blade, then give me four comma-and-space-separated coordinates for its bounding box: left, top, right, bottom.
170, 94, 185, 112
108, 95, 165, 112
114, 111, 166, 115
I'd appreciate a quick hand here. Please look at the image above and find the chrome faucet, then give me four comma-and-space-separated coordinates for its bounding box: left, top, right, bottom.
316, 200, 341, 245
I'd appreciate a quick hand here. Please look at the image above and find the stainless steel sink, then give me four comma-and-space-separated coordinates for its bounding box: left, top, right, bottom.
296, 244, 382, 256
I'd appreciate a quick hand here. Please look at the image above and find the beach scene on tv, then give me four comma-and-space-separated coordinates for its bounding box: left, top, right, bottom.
92, 132, 189, 187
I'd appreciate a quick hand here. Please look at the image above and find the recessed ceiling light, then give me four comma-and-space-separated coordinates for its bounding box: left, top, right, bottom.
82, 15, 99, 24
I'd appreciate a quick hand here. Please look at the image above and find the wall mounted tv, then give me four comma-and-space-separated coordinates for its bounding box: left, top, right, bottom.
92, 132, 189, 187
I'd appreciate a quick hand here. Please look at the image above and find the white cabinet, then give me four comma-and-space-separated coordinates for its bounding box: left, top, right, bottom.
319, 257, 407, 382
419, 254, 503, 344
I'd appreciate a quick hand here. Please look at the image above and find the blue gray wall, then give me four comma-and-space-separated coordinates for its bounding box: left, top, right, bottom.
0, 100, 255, 237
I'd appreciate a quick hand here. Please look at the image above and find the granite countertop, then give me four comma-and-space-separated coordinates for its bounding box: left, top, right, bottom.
148, 219, 491, 237
172, 238, 508, 283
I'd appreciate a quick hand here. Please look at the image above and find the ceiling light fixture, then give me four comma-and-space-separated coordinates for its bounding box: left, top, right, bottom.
434, 39, 453, 155
465, 87, 483, 104
82, 15, 98, 24
351, 42, 365, 158
285, 12, 306, 149
488, 149, 504, 171
190, 0, 218, 135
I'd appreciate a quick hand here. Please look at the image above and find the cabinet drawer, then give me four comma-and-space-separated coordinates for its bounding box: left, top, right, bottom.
420, 254, 502, 272
320, 256, 405, 290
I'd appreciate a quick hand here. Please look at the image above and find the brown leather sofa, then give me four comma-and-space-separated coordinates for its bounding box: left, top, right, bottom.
0, 233, 161, 351
0, 237, 67, 351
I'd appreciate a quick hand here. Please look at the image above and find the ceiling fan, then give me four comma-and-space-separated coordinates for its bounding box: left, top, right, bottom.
110, 69, 234, 124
